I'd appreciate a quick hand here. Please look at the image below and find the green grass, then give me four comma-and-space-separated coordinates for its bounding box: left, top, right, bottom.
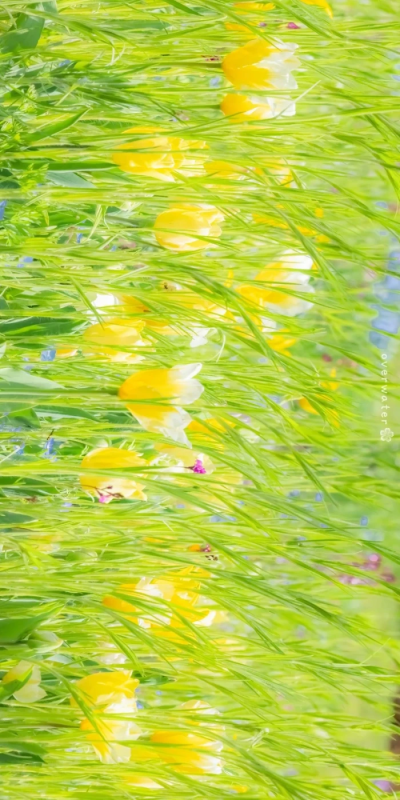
0, 0, 400, 798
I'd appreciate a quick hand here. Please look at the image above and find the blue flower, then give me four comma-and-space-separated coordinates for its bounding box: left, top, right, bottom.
41, 348, 56, 362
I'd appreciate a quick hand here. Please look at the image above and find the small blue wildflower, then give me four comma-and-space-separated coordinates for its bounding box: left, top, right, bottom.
209, 76, 222, 88
360, 516, 368, 526
0, 201, 6, 221
41, 348, 56, 362
44, 437, 58, 459
12, 444, 25, 457
17, 256, 33, 268
315, 492, 323, 502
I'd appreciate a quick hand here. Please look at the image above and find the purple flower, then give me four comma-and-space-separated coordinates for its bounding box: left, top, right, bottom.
287, 22, 300, 29
190, 459, 207, 474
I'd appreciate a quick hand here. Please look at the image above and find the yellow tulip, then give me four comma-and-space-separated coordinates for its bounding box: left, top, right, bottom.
300, 0, 332, 16
118, 364, 203, 445
299, 369, 339, 424
266, 331, 297, 354
205, 159, 258, 180
131, 700, 223, 775
125, 774, 163, 790
235, 0, 274, 8
74, 671, 141, 763
2, 661, 46, 703
80, 447, 146, 504
154, 205, 224, 251
104, 566, 224, 633
81, 716, 141, 763
221, 93, 296, 121
150, 729, 223, 774
159, 281, 227, 347
113, 136, 208, 182
90, 292, 176, 337
151, 442, 214, 475
83, 318, 146, 363
222, 38, 300, 91
188, 415, 235, 437
253, 211, 329, 243
238, 251, 314, 317
225, 3, 274, 39
74, 670, 139, 708
56, 347, 78, 358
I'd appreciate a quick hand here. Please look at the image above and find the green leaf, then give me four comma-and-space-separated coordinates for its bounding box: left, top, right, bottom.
0, 512, 35, 525
0, 752, 44, 764
41, 0, 57, 12
8, 407, 41, 429
47, 171, 95, 189
0, 368, 64, 391
167, 0, 203, 15
41, 161, 111, 171
0, 14, 44, 54
0, 604, 61, 643
37, 405, 97, 421
0, 739, 46, 758
25, 111, 85, 144
0, 617, 43, 644
0, 317, 78, 337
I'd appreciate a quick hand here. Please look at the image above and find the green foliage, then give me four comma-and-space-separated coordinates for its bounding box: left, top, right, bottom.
0, 0, 399, 798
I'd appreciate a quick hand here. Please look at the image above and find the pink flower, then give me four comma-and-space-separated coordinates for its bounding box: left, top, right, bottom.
190, 459, 207, 474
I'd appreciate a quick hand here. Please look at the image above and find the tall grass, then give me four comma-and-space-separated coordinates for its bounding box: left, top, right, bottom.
0, 0, 399, 798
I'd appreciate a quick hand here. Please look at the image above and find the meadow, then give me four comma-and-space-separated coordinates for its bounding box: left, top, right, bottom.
0, 0, 400, 798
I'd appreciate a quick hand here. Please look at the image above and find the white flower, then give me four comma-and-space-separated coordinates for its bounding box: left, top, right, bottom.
2, 661, 46, 703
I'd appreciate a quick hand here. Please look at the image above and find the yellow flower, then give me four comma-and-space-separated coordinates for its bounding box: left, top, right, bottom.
222, 38, 300, 91
205, 160, 259, 180
125, 775, 163, 790
266, 331, 297, 354
2, 661, 46, 703
154, 205, 224, 251
74, 671, 140, 763
300, 0, 332, 16
221, 93, 296, 120
299, 369, 339, 425
118, 364, 203, 445
160, 281, 227, 347
113, 136, 208, 182
131, 700, 223, 775
150, 729, 223, 774
80, 447, 146, 504
56, 347, 78, 358
151, 442, 214, 475
104, 566, 224, 633
235, 0, 274, 8
225, 3, 275, 39
81, 716, 141, 763
90, 292, 176, 336
187, 417, 238, 459
83, 318, 146, 363
238, 251, 314, 317
253, 211, 329, 243
75, 670, 139, 708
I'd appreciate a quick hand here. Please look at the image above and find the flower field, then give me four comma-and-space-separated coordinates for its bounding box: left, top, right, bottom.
0, 0, 400, 798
